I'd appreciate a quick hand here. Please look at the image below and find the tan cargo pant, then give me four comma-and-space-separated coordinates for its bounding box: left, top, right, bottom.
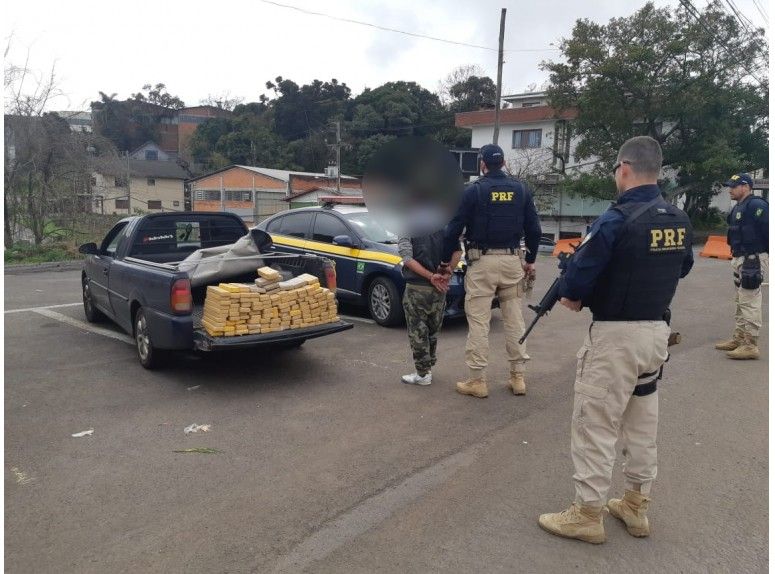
732, 253, 768, 338
463, 253, 529, 379
571, 320, 670, 506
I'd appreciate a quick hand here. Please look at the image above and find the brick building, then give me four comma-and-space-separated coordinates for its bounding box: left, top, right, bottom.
188, 165, 361, 225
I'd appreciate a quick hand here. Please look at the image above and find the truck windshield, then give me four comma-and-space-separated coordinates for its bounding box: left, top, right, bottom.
343, 212, 398, 244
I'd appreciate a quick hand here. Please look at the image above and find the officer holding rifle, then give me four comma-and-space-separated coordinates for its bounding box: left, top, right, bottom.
537, 136, 693, 544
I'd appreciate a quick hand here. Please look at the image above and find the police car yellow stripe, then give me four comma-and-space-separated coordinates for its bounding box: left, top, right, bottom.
270, 235, 402, 266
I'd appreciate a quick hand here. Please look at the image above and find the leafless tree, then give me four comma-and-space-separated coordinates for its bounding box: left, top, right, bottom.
200, 91, 244, 111
437, 64, 486, 106
4, 39, 117, 247
504, 147, 557, 212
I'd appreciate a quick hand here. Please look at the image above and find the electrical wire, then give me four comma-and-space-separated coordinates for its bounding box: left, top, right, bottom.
750, 0, 769, 24
257, 0, 559, 53
678, 0, 766, 86
723, 0, 755, 33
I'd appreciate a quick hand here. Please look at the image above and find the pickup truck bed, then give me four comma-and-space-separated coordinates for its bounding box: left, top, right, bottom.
190, 305, 352, 351
79, 212, 354, 368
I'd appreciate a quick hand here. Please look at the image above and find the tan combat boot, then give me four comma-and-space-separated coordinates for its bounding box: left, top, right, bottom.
538, 502, 606, 544
726, 333, 760, 360
508, 372, 526, 395
607, 490, 650, 537
714, 329, 745, 351
455, 377, 488, 398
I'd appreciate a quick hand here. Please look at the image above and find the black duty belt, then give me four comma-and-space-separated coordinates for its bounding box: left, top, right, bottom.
633, 370, 659, 396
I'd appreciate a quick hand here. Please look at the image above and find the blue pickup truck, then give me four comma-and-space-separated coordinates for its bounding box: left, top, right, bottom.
79, 212, 352, 369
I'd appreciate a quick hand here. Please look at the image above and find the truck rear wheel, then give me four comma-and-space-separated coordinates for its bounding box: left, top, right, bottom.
134, 308, 168, 369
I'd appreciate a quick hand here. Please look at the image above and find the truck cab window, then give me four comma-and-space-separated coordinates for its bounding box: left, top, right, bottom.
101, 223, 130, 257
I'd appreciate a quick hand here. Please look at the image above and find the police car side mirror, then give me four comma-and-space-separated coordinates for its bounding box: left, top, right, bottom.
333, 234, 355, 248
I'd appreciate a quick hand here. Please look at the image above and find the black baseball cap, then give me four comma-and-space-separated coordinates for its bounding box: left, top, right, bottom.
724, 173, 754, 188
478, 144, 505, 167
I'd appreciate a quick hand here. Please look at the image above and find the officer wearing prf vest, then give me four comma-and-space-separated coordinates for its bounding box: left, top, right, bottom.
439, 144, 542, 398
714, 173, 768, 360
538, 136, 693, 544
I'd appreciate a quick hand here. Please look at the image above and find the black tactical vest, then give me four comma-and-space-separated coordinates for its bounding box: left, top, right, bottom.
469, 174, 526, 250
402, 230, 445, 284
727, 195, 768, 257
589, 199, 692, 321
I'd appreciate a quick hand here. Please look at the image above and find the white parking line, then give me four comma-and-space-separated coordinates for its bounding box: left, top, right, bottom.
5, 302, 82, 314
338, 314, 376, 325
31, 308, 134, 345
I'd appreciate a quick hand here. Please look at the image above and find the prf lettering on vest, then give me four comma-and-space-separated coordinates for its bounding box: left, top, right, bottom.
649, 227, 687, 252
490, 191, 514, 202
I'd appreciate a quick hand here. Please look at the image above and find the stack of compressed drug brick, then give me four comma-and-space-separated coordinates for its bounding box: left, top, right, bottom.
200, 267, 339, 337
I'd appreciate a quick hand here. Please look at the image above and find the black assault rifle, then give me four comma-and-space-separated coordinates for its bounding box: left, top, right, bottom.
518, 246, 681, 347
518, 250, 574, 345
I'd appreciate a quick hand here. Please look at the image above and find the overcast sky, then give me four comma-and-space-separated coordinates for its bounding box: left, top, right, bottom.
4, 0, 767, 111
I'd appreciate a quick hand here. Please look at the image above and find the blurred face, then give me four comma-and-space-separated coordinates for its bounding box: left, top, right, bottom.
728, 183, 750, 201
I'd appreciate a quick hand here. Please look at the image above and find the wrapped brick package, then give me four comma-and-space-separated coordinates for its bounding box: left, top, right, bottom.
201, 269, 339, 337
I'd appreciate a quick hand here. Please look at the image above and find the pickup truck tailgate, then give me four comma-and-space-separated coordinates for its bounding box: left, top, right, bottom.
191, 306, 353, 351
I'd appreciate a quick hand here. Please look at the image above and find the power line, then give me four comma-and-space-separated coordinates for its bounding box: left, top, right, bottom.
257, 0, 559, 53
678, 0, 766, 86
723, 0, 755, 33
751, 0, 769, 24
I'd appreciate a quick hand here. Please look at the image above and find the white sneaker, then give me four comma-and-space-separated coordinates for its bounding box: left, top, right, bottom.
401, 372, 432, 386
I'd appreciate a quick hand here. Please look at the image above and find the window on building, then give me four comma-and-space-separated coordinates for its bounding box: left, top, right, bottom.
173, 200, 180, 207
147, 177, 156, 186
145, 150, 159, 160
312, 213, 349, 244
278, 212, 313, 238
148, 200, 162, 209
512, 129, 542, 149
224, 190, 252, 202
521, 101, 541, 108
115, 198, 129, 209
115, 176, 128, 187
194, 189, 221, 201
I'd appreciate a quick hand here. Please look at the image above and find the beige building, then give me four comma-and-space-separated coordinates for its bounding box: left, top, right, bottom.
91, 159, 189, 215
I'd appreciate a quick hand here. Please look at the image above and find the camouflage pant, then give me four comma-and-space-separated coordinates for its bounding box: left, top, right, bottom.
403, 284, 447, 376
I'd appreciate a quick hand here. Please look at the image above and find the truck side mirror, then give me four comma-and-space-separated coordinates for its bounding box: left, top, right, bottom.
332, 235, 355, 248
79, 242, 99, 255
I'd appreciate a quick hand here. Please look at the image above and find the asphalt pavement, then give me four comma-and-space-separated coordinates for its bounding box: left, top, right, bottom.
3, 254, 768, 573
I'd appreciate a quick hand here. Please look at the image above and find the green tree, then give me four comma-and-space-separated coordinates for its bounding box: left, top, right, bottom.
266, 77, 351, 140
543, 1, 768, 216
448, 75, 496, 113
131, 83, 185, 109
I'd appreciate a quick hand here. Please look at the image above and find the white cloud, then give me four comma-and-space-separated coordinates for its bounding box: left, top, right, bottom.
5, 0, 691, 110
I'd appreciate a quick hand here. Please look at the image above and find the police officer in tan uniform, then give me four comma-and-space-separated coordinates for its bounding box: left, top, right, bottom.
714, 173, 768, 359
440, 144, 542, 398
538, 136, 693, 543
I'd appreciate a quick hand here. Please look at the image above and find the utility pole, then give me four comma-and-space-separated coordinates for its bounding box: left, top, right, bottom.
332, 121, 342, 193
252, 175, 258, 224
126, 151, 132, 214
220, 175, 225, 212
492, 8, 507, 145
328, 121, 343, 193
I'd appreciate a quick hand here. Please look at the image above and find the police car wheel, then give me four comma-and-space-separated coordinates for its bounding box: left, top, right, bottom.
367, 277, 402, 326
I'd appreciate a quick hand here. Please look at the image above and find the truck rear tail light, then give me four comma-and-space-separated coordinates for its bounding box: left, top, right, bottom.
323, 260, 337, 291
171, 279, 192, 314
